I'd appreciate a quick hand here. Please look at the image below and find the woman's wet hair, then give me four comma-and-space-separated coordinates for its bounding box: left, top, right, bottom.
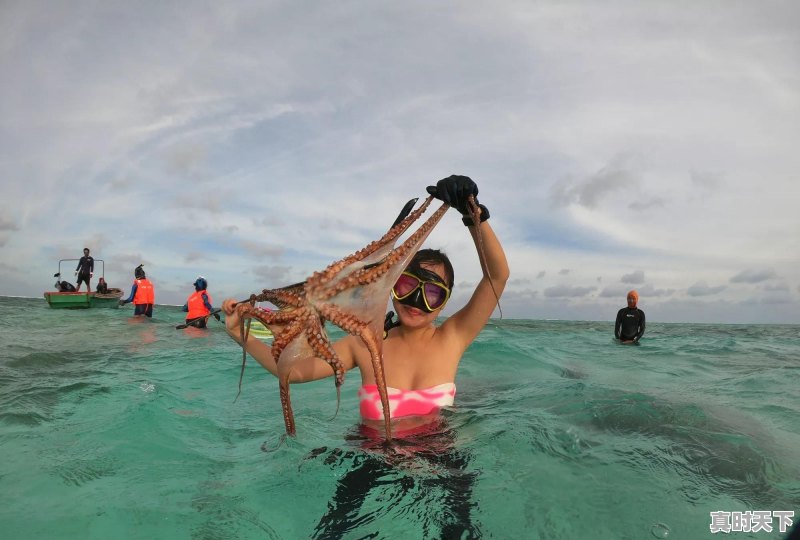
407, 248, 454, 288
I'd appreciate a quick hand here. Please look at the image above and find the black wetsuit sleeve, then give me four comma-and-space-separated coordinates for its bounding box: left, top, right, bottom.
633, 310, 646, 342
614, 309, 623, 340
89, 257, 94, 273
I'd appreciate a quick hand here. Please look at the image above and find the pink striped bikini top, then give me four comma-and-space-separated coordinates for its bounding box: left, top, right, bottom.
358, 382, 456, 421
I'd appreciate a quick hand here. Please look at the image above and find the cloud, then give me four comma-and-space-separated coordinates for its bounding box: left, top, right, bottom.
239, 240, 283, 258
184, 251, 206, 263
162, 143, 208, 177
252, 265, 292, 282
761, 295, 792, 305
173, 193, 224, 214
544, 285, 597, 298
687, 281, 726, 297
252, 216, 284, 228
762, 282, 789, 292
599, 285, 631, 298
730, 268, 777, 284
82, 234, 111, 254
628, 197, 666, 212
0, 216, 19, 231
621, 270, 645, 284
108, 254, 150, 274
690, 170, 722, 189
550, 156, 641, 209
558, 268, 570, 275
0, 2, 799, 323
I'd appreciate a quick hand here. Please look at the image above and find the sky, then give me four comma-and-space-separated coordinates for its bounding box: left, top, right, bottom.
1, 0, 798, 323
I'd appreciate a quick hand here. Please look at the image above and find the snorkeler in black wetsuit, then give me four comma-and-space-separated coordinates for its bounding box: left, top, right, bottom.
615, 290, 645, 343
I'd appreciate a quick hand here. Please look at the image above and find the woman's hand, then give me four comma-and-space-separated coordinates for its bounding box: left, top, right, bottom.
221, 298, 241, 335
427, 174, 490, 225
426, 174, 478, 215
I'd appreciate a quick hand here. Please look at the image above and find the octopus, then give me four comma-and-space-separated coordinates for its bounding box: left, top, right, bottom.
232, 193, 488, 442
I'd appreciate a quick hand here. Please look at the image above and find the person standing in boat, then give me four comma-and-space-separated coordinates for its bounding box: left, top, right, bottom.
74, 248, 94, 292
182, 277, 214, 328
120, 264, 155, 317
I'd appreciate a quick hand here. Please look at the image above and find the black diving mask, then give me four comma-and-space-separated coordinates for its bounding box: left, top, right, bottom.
392, 268, 451, 313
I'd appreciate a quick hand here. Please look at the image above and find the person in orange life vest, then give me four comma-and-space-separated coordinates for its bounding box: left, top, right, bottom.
182, 277, 214, 328
120, 264, 155, 317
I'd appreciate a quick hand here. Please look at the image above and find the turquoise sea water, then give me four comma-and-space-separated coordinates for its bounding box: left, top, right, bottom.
0, 296, 798, 539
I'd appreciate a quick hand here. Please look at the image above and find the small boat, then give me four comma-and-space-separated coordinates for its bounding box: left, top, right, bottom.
44, 259, 124, 309
248, 320, 273, 340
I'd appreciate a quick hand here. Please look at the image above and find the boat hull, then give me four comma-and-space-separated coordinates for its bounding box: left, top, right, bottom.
44, 290, 124, 309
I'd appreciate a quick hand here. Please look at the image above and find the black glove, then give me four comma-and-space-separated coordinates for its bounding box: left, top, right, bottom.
460, 203, 490, 226
426, 175, 490, 226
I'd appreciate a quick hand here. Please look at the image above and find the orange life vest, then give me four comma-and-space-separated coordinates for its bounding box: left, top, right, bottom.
133, 278, 155, 305
186, 290, 212, 320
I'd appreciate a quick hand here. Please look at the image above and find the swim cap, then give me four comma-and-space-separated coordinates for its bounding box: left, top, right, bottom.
627, 290, 639, 306
194, 276, 207, 291
134, 265, 146, 279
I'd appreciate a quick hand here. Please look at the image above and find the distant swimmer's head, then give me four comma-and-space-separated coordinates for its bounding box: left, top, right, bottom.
134, 264, 146, 279
627, 290, 639, 308
194, 276, 207, 291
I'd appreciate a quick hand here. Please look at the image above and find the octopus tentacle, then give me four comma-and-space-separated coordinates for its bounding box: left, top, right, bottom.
303, 315, 344, 421
318, 302, 392, 441
232, 302, 304, 402
277, 361, 296, 436
466, 195, 503, 316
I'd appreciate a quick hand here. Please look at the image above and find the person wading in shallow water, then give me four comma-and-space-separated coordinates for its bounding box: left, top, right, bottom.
615, 289, 645, 344
120, 265, 155, 318
183, 277, 214, 328
222, 175, 509, 538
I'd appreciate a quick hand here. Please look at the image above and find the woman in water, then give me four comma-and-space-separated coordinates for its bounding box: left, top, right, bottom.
222, 175, 509, 537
